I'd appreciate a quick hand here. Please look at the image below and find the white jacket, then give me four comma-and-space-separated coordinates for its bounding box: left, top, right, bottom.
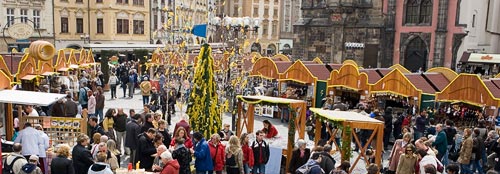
419, 155, 442, 174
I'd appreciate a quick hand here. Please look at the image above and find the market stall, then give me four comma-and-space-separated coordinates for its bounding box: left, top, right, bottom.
310, 108, 384, 172
436, 74, 500, 124
15, 54, 38, 91
369, 69, 423, 111
236, 95, 307, 172
249, 57, 280, 97
279, 60, 318, 107
327, 62, 369, 108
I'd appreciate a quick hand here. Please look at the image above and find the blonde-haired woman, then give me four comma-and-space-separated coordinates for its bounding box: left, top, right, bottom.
458, 128, 473, 174
51, 144, 75, 174
226, 135, 244, 174
388, 133, 412, 173
396, 144, 417, 174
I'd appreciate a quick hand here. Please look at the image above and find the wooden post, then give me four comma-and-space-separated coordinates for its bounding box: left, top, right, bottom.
236, 100, 242, 136
375, 124, 384, 169
314, 117, 321, 145
247, 104, 255, 134
5, 103, 13, 140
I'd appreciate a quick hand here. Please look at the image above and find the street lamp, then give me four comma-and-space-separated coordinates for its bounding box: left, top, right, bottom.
210, 16, 260, 131
80, 33, 90, 44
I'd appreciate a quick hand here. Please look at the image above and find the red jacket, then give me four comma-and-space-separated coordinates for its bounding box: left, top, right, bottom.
263, 125, 278, 138
170, 137, 193, 149
174, 120, 190, 136
161, 159, 180, 174
242, 143, 254, 167
209, 141, 226, 171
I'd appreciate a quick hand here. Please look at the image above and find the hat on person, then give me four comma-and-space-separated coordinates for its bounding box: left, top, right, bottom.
29, 155, 39, 162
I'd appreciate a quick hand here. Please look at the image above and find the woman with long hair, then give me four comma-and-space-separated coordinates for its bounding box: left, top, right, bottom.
240, 133, 254, 174
107, 139, 121, 165
169, 127, 193, 148
225, 135, 244, 174
262, 120, 278, 138
388, 133, 412, 173
102, 108, 116, 140
396, 144, 417, 174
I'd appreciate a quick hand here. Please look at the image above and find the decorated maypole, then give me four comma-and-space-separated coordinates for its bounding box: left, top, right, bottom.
187, 44, 221, 138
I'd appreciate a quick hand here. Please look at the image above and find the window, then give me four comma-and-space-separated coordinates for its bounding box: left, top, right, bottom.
133, 20, 144, 34
33, 10, 41, 29
263, 23, 268, 35
405, 0, 419, 24
76, 18, 84, 33
404, 0, 433, 25
76, 0, 83, 2
273, 9, 278, 17
272, 22, 277, 35
117, 0, 129, 3
233, 7, 238, 16
21, 9, 28, 23
133, 0, 144, 5
264, 8, 269, 17
97, 18, 103, 33
7, 8, 15, 27
97, 0, 103, 3
153, 14, 158, 30
253, 7, 258, 17
419, 0, 432, 23
61, 17, 68, 33
117, 19, 129, 34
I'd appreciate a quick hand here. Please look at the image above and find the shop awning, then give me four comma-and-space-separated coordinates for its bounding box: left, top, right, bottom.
310, 108, 383, 123
461, 53, 500, 64
0, 90, 67, 106
238, 95, 306, 104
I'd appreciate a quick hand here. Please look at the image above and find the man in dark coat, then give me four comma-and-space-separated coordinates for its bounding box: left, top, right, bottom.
88, 116, 105, 143
49, 99, 65, 117
72, 134, 94, 174
136, 128, 157, 171
318, 145, 336, 173
64, 94, 78, 117
125, 114, 142, 163
383, 107, 393, 150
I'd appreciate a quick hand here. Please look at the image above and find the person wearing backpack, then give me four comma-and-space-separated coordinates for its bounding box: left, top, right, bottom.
20, 155, 43, 174
225, 136, 244, 174
79, 82, 90, 109
252, 130, 270, 174
3, 143, 28, 174
296, 152, 324, 174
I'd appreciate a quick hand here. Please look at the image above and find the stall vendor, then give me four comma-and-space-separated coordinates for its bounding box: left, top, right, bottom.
262, 120, 278, 138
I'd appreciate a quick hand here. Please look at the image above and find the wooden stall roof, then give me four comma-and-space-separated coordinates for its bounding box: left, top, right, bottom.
54, 49, 69, 71
275, 61, 293, 73
426, 67, 458, 81
0, 69, 11, 89
38, 59, 54, 75
0, 90, 66, 106
389, 64, 411, 73
404, 74, 437, 94
281, 60, 316, 83
423, 73, 451, 91
484, 80, 500, 98
328, 63, 369, 91
495, 73, 500, 78
359, 68, 391, 84
0, 53, 24, 75
0, 55, 12, 78
239, 95, 306, 104
304, 64, 332, 81
15, 54, 37, 81
271, 54, 291, 62
67, 49, 78, 65
251, 57, 279, 79
436, 74, 500, 107
371, 69, 422, 97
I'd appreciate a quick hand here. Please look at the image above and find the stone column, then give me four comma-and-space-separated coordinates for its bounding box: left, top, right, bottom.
433, 0, 449, 67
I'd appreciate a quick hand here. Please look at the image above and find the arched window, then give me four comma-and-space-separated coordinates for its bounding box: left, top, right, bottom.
419, 0, 433, 23
405, 37, 428, 72
404, 0, 433, 25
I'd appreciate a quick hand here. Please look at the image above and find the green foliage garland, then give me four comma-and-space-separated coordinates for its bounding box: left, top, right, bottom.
186, 44, 222, 139
315, 113, 352, 161
287, 105, 296, 148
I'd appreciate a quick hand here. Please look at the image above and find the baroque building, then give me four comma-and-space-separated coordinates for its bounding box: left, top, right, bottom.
53, 0, 150, 49
279, 0, 301, 54
384, 0, 465, 72
0, 0, 54, 52
293, 0, 385, 68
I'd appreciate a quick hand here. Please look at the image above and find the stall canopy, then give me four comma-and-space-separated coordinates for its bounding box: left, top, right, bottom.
359, 68, 392, 84
250, 57, 280, 79
280, 60, 315, 83
0, 90, 67, 106
426, 67, 458, 82
436, 74, 500, 107
370, 69, 422, 98
309, 108, 384, 171
328, 63, 369, 91
460, 53, 500, 64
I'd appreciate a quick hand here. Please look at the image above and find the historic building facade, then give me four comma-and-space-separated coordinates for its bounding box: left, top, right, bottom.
151, 0, 209, 45
0, 0, 54, 52
384, 0, 465, 72
279, 0, 301, 54
293, 0, 385, 68
54, 0, 150, 49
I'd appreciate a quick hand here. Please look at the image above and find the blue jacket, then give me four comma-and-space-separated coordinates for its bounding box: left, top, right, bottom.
194, 138, 213, 171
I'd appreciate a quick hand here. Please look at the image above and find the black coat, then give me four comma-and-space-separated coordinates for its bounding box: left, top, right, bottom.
135, 134, 157, 170
72, 144, 94, 174
288, 148, 311, 173
89, 125, 106, 144
141, 121, 155, 133
172, 146, 192, 174
51, 155, 75, 174
318, 151, 335, 173
125, 119, 142, 150
251, 140, 270, 165
158, 129, 172, 149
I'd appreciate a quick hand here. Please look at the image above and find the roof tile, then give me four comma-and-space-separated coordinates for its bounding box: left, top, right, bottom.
423, 73, 450, 91
484, 81, 500, 98
405, 74, 437, 94
304, 64, 331, 80
275, 61, 292, 73
359, 69, 382, 84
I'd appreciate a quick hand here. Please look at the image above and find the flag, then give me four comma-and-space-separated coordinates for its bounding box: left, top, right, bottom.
191, 24, 207, 38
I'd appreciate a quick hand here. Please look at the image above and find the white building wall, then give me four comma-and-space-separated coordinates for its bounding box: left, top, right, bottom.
0, 0, 54, 39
